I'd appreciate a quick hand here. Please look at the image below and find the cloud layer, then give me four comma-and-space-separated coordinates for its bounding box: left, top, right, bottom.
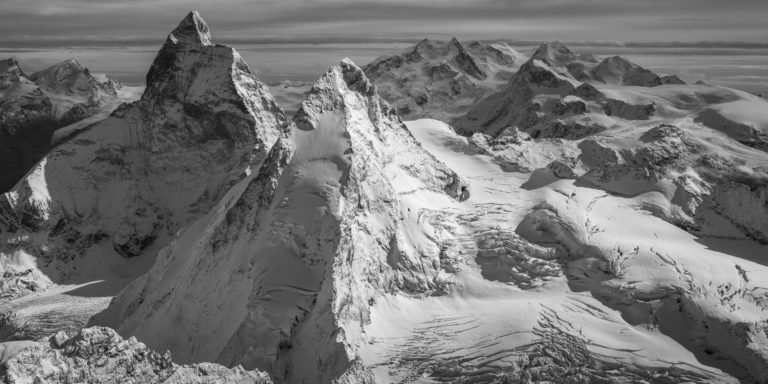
0, 0, 766, 47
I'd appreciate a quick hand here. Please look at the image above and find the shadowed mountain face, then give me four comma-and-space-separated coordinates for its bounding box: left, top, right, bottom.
0, 58, 121, 193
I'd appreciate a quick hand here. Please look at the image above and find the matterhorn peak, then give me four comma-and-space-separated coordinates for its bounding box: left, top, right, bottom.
168, 10, 212, 46
142, 10, 267, 110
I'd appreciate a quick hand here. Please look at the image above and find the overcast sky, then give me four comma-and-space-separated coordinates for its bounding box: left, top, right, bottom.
1, 0, 767, 47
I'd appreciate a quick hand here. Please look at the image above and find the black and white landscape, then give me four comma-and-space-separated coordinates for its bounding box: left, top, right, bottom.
1, 2, 768, 383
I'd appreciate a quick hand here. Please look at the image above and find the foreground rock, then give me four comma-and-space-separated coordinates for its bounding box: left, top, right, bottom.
0, 327, 272, 383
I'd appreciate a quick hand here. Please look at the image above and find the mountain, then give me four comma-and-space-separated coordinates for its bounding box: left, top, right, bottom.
0, 57, 125, 193
0, 327, 272, 383
452, 41, 693, 139
0, 10, 285, 336
91, 58, 469, 383
592, 55, 662, 86
363, 37, 525, 120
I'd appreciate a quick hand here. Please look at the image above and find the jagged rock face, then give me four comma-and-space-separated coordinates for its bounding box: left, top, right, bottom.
530, 41, 578, 68
363, 37, 523, 120
593, 56, 662, 86
0, 327, 272, 383
93, 59, 468, 383
0, 12, 284, 291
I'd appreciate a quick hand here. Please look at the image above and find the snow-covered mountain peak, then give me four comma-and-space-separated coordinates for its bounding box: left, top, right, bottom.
593, 54, 663, 86
142, 12, 284, 145
168, 10, 212, 47
28, 58, 106, 96
531, 40, 578, 67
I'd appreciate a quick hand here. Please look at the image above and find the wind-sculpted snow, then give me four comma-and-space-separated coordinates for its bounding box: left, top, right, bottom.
0, 10, 284, 328
0, 327, 272, 383
92, 58, 469, 383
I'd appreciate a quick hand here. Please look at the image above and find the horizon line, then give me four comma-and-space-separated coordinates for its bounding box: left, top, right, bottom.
2, 37, 768, 50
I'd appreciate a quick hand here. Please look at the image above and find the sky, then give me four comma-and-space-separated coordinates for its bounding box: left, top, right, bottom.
1, 0, 767, 47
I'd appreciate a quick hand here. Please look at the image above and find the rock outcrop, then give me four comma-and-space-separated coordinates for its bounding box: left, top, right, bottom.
0, 327, 272, 383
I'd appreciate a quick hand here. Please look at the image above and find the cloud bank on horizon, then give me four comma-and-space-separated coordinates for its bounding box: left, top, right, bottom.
0, 0, 766, 47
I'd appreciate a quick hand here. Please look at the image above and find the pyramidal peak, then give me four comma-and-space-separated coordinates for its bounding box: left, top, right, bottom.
168, 10, 212, 46
449, 36, 463, 49
532, 40, 577, 67
142, 10, 262, 109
